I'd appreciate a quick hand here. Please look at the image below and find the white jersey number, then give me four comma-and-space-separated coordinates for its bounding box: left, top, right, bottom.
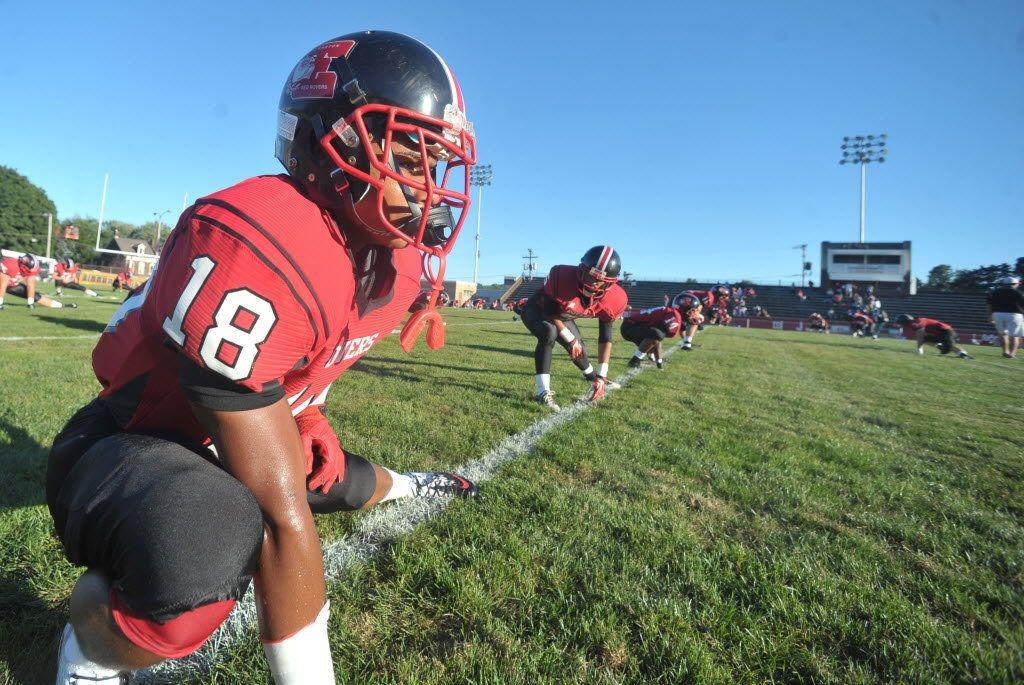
163, 256, 277, 381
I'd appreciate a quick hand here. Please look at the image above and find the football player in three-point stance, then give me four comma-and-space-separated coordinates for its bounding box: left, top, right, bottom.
519, 246, 629, 410
0, 254, 65, 310
895, 314, 971, 359
48, 31, 478, 685
54, 257, 99, 299
621, 304, 682, 369
805, 312, 830, 333
670, 291, 705, 350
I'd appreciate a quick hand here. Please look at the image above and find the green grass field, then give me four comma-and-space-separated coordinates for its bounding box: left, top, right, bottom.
1, 290, 1022, 684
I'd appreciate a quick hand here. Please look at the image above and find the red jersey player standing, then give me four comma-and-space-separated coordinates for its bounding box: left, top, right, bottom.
621, 304, 683, 369
47, 31, 478, 684
519, 246, 628, 410
53, 257, 98, 298
0, 253, 65, 310
895, 314, 971, 358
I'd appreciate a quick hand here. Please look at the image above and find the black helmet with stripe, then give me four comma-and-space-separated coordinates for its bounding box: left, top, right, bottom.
895, 314, 914, 325
578, 245, 621, 297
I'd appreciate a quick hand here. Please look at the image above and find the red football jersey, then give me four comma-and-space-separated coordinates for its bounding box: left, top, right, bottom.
55, 262, 80, 284
1, 257, 39, 285
910, 317, 952, 336
92, 175, 421, 444
539, 265, 628, 322
625, 306, 682, 338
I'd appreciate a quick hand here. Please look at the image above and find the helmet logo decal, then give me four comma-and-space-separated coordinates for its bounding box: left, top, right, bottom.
287, 40, 356, 100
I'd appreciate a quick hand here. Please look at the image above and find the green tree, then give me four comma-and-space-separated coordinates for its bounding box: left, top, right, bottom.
949, 263, 1013, 291
926, 264, 953, 290
0, 166, 58, 254
1015, 257, 1024, 279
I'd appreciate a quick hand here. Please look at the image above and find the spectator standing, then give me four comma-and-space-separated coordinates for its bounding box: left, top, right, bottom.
987, 276, 1024, 358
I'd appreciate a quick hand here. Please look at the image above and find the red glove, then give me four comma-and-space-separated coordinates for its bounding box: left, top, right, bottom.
294, 407, 345, 494
568, 338, 585, 361
585, 376, 607, 402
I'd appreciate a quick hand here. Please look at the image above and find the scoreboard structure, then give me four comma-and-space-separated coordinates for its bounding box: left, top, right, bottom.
820, 241, 913, 294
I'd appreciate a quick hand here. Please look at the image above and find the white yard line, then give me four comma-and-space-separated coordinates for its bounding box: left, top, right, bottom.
0, 334, 99, 342
144, 344, 682, 683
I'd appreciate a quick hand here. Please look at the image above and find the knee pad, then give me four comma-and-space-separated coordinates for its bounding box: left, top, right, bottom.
306, 452, 377, 513
110, 591, 236, 659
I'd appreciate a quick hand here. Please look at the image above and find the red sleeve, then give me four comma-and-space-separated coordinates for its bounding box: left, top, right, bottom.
149, 221, 316, 392
541, 267, 560, 298
663, 309, 682, 336
598, 285, 629, 322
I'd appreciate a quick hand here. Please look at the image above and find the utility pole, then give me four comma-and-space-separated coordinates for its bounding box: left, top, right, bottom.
469, 164, 493, 286
153, 210, 171, 247
522, 249, 539, 281
43, 213, 53, 259
839, 134, 888, 243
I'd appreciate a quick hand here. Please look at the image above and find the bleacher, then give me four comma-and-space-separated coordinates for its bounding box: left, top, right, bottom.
500, 278, 991, 330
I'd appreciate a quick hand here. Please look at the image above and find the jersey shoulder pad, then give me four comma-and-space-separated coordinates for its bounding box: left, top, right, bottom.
151, 217, 318, 392
600, 284, 629, 320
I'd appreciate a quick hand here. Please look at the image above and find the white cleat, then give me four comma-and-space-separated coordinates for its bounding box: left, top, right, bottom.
536, 390, 561, 411
55, 624, 132, 684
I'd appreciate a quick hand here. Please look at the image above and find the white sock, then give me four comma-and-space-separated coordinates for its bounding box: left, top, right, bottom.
379, 467, 414, 503
657, 358, 664, 364
633, 349, 645, 359
48, 300, 64, 309
535, 373, 551, 395
85, 289, 97, 296
0, 298, 4, 306
597, 362, 609, 377
57, 623, 123, 680
683, 336, 692, 343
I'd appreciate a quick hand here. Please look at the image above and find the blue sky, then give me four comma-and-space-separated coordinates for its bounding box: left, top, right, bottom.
2, 0, 1022, 283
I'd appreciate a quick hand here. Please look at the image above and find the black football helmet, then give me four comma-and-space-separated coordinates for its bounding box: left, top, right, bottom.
17, 254, 36, 275
578, 246, 621, 297
59, 257, 75, 269
671, 292, 700, 311
895, 314, 914, 324
276, 30, 476, 257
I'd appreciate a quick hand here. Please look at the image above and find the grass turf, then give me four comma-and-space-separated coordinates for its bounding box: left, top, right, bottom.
0, 293, 1021, 683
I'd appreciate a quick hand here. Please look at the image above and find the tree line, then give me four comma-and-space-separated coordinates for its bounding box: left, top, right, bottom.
0, 165, 170, 263
925, 259, 1024, 292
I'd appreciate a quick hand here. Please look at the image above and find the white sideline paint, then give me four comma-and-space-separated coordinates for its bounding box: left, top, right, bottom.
0, 334, 99, 342
142, 344, 683, 683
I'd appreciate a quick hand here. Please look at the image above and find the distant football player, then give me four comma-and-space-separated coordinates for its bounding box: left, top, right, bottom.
408, 289, 449, 312
48, 31, 478, 685
895, 314, 971, 358
54, 257, 99, 298
510, 296, 529, 321
0, 253, 64, 309
806, 312, 830, 333
987, 275, 1023, 358
111, 265, 133, 292
519, 246, 628, 410
847, 308, 874, 338
621, 305, 682, 368
670, 291, 704, 350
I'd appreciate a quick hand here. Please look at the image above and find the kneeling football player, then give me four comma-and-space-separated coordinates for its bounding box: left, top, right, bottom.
621, 303, 682, 369
519, 246, 628, 410
895, 314, 970, 358
47, 31, 478, 685
53, 257, 98, 298
847, 308, 874, 338
0, 253, 64, 310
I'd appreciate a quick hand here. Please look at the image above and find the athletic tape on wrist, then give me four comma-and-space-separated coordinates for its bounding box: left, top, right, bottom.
597, 362, 609, 378
558, 328, 576, 344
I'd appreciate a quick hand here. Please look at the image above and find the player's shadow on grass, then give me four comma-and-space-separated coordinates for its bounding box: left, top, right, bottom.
0, 416, 47, 509
353, 358, 519, 399
451, 343, 535, 359
33, 315, 106, 334
0, 573, 64, 685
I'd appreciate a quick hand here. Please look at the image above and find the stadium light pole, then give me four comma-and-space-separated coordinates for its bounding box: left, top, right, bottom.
838, 134, 888, 243
42, 213, 53, 259
469, 164, 493, 286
